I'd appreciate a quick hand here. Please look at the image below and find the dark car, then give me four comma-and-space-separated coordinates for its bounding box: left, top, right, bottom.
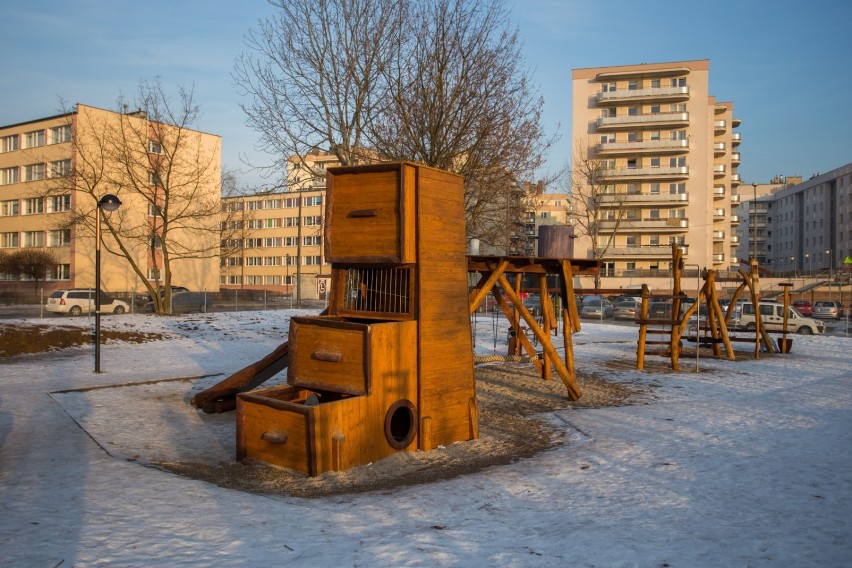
145, 291, 210, 314
792, 300, 812, 316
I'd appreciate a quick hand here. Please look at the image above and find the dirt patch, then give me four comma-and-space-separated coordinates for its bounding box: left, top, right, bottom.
160, 363, 649, 498
0, 323, 166, 358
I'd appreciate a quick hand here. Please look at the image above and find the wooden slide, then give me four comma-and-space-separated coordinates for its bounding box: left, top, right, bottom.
191, 341, 290, 414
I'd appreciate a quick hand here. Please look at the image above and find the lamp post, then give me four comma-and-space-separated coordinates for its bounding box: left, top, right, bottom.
286, 253, 292, 309
790, 256, 795, 278
805, 253, 811, 276
95, 193, 122, 373
826, 249, 833, 301
752, 182, 758, 263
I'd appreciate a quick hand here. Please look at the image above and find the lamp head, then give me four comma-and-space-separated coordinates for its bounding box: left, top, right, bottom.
98, 194, 122, 212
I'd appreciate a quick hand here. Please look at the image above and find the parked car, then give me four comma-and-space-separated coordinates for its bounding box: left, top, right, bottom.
733, 301, 825, 335
811, 301, 844, 320
136, 285, 190, 307
145, 291, 210, 314
46, 289, 130, 316
612, 300, 640, 321
579, 296, 613, 319
791, 300, 813, 316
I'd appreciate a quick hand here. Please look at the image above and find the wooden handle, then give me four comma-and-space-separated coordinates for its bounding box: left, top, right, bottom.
311, 350, 343, 362
347, 209, 377, 218
261, 431, 288, 445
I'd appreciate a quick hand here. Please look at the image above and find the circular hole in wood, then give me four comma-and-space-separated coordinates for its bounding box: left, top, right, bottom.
384, 399, 416, 450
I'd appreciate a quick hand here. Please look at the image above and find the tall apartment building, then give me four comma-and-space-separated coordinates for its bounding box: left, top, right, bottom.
219, 150, 337, 301
0, 104, 221, 294
571, 60, 742, 277
510, 192, 571, 256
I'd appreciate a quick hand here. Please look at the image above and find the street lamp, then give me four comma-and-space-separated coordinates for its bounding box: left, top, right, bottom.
805, 253, 811, 276
286, 253, 292, 309
95, 193, 122, 373
790, 256, 795, 277
752, 182, 758, 263
826, 248, 833, 301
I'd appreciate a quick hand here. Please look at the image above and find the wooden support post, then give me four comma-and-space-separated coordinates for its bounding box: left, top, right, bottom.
538, 273, 552, 381
468, 259, 510, 314
490, 287, 543, 374
497, 273, 581, 400
637, 284, 650, 370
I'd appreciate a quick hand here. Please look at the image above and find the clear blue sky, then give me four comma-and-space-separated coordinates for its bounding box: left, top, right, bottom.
2, 0, 850, 189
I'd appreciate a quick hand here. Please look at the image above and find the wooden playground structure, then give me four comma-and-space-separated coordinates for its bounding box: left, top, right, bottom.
191, 166, 795, 476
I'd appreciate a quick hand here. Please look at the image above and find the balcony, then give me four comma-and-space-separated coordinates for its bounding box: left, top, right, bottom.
713, 208, 726, 219
713, 231, 725, 241
732, 117, 742, 127
731, 194, 740, 204
596, 86, 689, 104
714, 142, 726, 156
731, 132, 741, 146
729, 256, 739, 264
712, 253, 726, 263
730, 214, 740, 223
592, 245, 685, 258
596, 192, 689, 206
731, 152, 741, 164
714, 119, 727, 133
598, 166, 689, 181
713, 164, 726, 177
596, 218, 688, 231
713, 186, 726, 199
595, 139, 689, 156
730, 173, 741, 184
730, 235, 739, 244
596, 112, 689, 131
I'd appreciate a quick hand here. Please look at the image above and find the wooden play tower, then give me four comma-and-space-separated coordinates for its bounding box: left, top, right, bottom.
235, 163, 477, 475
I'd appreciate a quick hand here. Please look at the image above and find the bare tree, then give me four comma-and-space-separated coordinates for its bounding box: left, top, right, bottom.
235, 0, 554, 246
55, 80, 222, 313
568, 141, 630, 288
234, 0, 404, 181
372, 0, 553, 248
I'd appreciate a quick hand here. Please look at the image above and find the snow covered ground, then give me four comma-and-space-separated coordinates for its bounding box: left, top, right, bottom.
1, 309, 851, 566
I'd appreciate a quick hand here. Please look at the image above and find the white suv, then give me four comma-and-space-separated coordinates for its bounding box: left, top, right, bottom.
733, 302, 825, 335
46, 289, 130, 316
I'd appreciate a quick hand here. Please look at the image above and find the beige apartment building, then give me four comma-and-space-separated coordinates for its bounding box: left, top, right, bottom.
571, 59, 742, 281
220, 150, 337, 301
0, 104, 221, 296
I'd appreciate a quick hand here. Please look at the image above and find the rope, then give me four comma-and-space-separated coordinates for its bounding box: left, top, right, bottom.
473, 354, 539, 364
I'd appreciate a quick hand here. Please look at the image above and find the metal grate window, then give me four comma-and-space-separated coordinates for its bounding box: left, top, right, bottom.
342, 266, 412, 316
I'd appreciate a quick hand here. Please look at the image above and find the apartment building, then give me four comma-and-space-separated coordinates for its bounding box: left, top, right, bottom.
219, 150, 337, 301
571, 60, 742, 278
0, 104, 221, 294
734, 175, 802, 266
510, 192, 571, 256
737, 164, 852, 275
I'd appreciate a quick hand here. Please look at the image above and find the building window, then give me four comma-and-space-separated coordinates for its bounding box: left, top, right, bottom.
627, 159, 637, 169
264, 218, 281, 229
671, 130, 687, 141
303, 235, 321, 246
49, 195, 71, 213
670, 77, 686, 87
649, 157, 660, 168
1, 134, 19, 153
650, 79, 660, 88
23, 231, 45, 247
627, 80, 638, 90
263, 237, 282, 247
149, 236, 163, 249
303, 255, 322, 266
264, 199, 282, 209
649, 131, 661, 141
263, 256, 281, 266
649, 105, 660, 114
1, 200, 19, 216
49, 125, 72, 144
24, 163, 46, 181
303, 195, 322, 207
601, 82, 616, 92
1, 232, 19, 248
245, 257, 261, 266
24, 130, 45, 148
0, 167, 19, 185
148, 140, 162, 154
245, 238, 262, 248
51, 264, 70, 280
627, 107, 639, 116
49, 229, 71, 247
649, 183, 660, 195
285, 255, 297, 266
148, 203, 163, 217
24, 198, 44, 215
50, 159, 72, 178
148, 268, 162, 280
303, 216, 322, 226
148, 171, 162, 186
284, 197, 299, 208
669, 157, 686, 168
264, 275, 281, 285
